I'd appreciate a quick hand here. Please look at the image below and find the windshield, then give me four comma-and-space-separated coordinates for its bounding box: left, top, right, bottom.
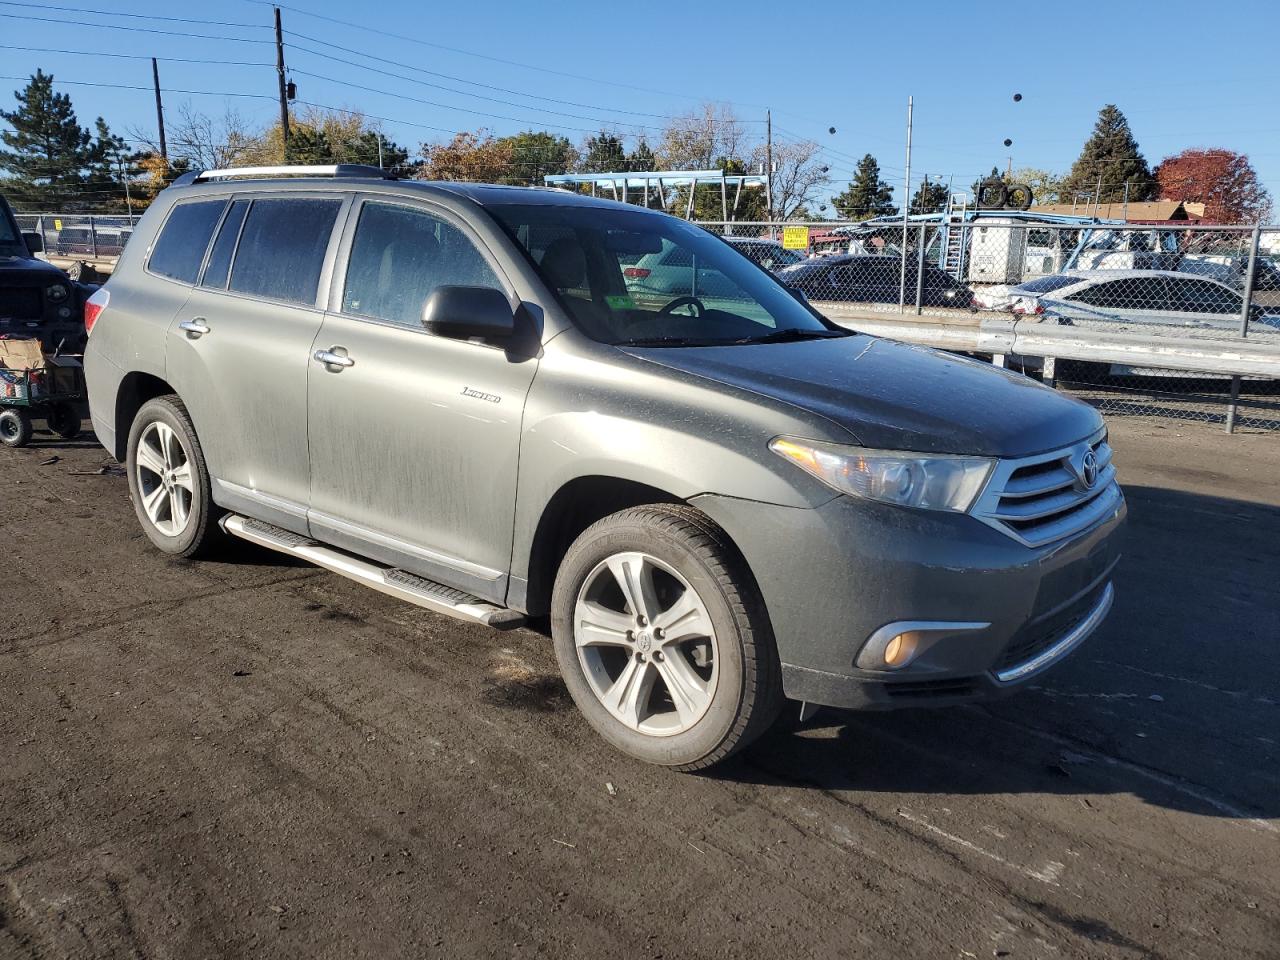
1015, 274, 1080, 294
486, 203, 840, 346
0, 205, 23, 256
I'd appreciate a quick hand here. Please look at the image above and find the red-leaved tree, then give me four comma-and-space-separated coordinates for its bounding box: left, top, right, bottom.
1154, 148, 1272, 224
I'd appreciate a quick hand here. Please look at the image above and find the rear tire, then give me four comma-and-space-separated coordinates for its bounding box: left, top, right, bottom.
0, 408, 32, 448
126, 395, 222, 558
551, 504, 783, 771
45, 402, 81, 439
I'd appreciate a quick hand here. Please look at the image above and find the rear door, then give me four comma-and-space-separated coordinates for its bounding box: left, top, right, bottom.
166, 193, 346, 533
306, 196, 537, 601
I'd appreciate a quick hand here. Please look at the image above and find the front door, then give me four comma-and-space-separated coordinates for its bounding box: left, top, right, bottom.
306, 197, 538, 602
167, 194, 346, 532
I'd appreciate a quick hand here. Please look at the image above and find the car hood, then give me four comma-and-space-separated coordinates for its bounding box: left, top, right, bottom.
623, 334, 1102, 457
0, 255, 66, 283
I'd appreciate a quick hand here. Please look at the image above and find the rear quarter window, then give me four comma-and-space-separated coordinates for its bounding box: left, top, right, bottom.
148, 200, 227, 284
228, 198, 342, 305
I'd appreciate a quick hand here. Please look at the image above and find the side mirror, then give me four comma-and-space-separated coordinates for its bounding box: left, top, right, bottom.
22, 232, 43, 253
422, 285, 515, 343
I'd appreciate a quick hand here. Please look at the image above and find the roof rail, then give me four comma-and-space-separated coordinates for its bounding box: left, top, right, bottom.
170, 164, 396, 187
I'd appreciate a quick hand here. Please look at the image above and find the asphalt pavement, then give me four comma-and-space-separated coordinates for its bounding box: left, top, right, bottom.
1, 415, 1277, 959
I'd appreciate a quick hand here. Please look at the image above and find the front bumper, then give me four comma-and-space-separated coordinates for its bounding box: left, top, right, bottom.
692, 485, 1126, 710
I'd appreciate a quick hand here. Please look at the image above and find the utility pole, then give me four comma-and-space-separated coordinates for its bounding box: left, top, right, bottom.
117, 155, 134, 219
151, 58, 167, 161
274, 7, 290, 163
765, 109, 773, 224
898, 95, 913, 312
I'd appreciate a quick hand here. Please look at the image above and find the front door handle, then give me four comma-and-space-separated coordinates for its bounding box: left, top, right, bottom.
179, 318, 211, 338
313, 347, 355, 370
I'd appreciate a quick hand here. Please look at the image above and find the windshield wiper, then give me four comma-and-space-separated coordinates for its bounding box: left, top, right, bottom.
735, 328, 850, 344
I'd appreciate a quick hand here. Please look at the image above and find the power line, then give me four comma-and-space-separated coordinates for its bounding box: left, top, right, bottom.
0, 44, 273, 68
286, 32, 760, 126
287, 68, 640, 137
3, 13, 270, 43
0, 73, 276, 101
0, 1, 262, 29
241, 0, 775, 111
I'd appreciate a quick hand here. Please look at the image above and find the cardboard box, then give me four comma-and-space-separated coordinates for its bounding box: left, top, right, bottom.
0, 338, 45, 371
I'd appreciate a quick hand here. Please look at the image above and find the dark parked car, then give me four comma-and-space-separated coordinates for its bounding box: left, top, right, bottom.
0, 194, 90, 352
778, 254, 975, 308
722, 236, 805, 273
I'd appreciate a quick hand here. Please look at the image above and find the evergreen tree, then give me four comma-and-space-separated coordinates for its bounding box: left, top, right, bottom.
832, 154, 896, 219
628, 139, 655, 172
1060, 104, 1156, 205
910, 176, 950, 214
580, 131, 627, 172
0, 70, 127, 210
497, 130, 577, 185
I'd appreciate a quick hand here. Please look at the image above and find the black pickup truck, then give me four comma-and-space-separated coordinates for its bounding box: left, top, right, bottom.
0, 195, 89, 353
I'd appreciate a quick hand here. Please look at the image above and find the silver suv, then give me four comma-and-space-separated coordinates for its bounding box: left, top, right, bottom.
84, 166, 1126, 770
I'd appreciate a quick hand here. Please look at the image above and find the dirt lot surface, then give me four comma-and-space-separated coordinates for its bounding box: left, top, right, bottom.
2, 417, 1277, 959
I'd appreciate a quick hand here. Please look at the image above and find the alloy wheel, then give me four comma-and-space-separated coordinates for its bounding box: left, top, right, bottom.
135, 420, 195, 537
574, 551, 719, 736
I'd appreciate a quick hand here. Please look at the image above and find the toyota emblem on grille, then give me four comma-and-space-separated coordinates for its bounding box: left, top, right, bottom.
1080, 450, 1099, 489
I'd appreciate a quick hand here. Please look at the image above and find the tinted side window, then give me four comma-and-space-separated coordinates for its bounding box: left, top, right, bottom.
200, 199, 249, 289
228, 198, 341, 305
1067, 279, 1158, 310
1168, 278, 1240, 314
341, 202, 501, 327
149, 200, 226, 284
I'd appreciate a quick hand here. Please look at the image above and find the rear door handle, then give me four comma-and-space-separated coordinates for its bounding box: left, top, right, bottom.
313, 348, 355, 369
179, 318, 210, 338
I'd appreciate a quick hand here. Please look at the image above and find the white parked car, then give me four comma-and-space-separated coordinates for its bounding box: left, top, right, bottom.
1007, 270, 1278, 331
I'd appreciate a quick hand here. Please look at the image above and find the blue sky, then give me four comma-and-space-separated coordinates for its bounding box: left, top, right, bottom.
3, 0, 1278, 212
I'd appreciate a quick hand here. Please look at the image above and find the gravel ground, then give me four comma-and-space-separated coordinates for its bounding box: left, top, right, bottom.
1, 417, 1277, 959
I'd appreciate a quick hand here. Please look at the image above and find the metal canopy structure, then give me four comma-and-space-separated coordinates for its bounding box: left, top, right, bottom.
542, 169, 769, 221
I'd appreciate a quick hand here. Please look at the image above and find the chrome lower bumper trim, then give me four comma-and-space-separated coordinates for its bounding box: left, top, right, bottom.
994, 582, 1114, 684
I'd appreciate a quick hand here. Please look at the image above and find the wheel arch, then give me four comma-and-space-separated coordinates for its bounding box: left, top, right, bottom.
112, 371, 176, 461
521, 475, 687, 617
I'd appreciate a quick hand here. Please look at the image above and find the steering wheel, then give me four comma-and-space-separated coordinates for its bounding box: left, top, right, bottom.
656, 295, 707, 317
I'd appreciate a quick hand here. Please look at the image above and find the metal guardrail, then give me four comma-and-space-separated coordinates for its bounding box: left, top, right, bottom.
820, 306, 1280, 379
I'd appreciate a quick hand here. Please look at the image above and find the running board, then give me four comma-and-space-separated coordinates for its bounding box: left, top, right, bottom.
220, 514, 524, 629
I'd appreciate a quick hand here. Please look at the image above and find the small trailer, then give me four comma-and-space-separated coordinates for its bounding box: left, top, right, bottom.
0, 338, 83, 447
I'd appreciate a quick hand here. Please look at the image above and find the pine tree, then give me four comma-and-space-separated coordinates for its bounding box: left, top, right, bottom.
910, 177, 950, 214
1060, 105, 1156, 205
628, 139, 655, 172
0, 70, 127, 210
580, 131, 627, 172
832, 154, 896, 220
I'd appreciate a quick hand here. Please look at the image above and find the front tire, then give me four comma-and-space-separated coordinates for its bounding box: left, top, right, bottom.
126, 395, 222, 558
0, 408, 32, 448
551, 504, 783, 771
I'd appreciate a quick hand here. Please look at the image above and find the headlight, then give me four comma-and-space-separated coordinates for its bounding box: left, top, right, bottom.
46, 284, 69, 302
770, 437, 994, 513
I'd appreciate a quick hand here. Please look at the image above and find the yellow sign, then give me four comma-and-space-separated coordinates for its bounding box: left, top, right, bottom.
781, 226, 810, 250
54, 218, 62, 231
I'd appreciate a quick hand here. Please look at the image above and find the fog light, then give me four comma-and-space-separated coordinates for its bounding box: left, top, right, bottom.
883, 632, 919, 668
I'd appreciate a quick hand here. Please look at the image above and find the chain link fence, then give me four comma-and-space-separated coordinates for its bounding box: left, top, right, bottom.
13, 213, 138, 262
697, 219, 1280, 432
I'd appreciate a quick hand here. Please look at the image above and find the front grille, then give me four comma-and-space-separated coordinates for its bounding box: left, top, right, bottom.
0, 287, 43, 320
995, 580, 1108, 674
972, 429, 1120, 546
